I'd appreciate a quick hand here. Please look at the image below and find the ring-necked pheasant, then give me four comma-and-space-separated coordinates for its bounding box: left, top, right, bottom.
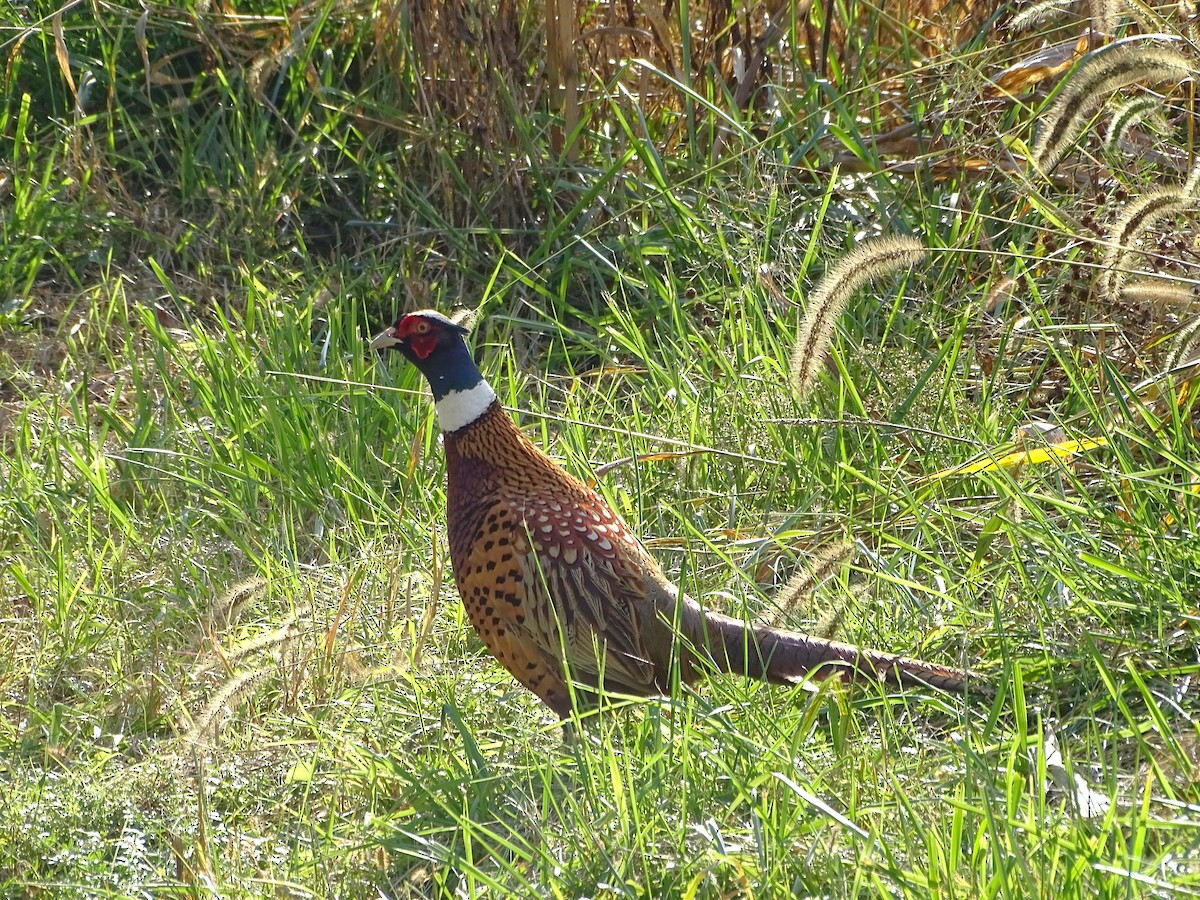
371, 310, 978, 718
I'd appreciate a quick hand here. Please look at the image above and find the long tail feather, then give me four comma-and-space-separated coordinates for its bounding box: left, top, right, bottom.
686, 606, 983, 694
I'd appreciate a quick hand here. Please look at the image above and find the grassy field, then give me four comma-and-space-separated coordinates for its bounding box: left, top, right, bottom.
2, 0, 1199, 896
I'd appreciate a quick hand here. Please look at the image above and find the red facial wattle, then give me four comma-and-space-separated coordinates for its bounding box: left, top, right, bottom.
407, 332, 438, 359
397, 316, 440, 359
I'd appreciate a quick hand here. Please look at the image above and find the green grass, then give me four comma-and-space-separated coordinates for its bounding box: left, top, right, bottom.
3, 0, 1200, 896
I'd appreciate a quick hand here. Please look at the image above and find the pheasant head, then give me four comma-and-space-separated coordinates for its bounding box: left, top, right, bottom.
371, 310, 497, 432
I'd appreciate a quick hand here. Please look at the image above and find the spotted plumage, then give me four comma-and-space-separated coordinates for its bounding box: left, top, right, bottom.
372, 310, 979, 718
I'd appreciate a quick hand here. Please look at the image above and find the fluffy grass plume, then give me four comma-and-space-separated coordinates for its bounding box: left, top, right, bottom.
764, 540, 857, 624
1006, 0, 1079, 34
183, 667, 276, 748
1166, 314, 1200, 369
191, 614, 306, 678
789, 235, 928, 399
1121, 279, 1198, 309
1089, 0, 1122, 36
1105, 95, 1171, 154
1009, 0, 1123, 37
1183, 157, 1200, 196
1033, 43, 1195, 171
1100, 188, 1191, 299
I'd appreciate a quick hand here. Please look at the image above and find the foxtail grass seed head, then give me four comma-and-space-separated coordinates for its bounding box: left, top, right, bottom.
184, 667, 274, 748
1187, 0, 1200, 43
770, 541, 857, 622
1088, 0, 1121, 36
1033, 44, 1195, 171
1121, 279, 1199, 309
815, 581, 876, 640
790, 236, 928, 399
984, 276, 1019, 314
191, 610, 307, 678
1105, 95, 1171, 154
1184, 158, 1200, 196
1007, 0, 1079, 34
216, 578, 267, 623
1100, 189, 1190, 300
1166, 314, 1200, 369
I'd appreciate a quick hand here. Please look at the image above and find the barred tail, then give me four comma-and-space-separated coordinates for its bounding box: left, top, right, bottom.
685, 606, 981, 694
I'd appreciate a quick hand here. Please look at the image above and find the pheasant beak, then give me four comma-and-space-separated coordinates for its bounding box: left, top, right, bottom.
369, 325, 402, 352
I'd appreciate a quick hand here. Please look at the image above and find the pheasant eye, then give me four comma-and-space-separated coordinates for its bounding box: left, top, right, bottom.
415, 321, 430, 334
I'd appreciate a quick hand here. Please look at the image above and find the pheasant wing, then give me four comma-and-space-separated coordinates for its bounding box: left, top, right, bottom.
508, 489, 665, 697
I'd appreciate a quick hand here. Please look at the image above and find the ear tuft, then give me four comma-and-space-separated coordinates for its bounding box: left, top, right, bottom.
448, 308, 478, 334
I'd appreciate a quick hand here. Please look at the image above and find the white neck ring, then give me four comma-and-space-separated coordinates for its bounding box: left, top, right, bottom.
434, 381, 497, 432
